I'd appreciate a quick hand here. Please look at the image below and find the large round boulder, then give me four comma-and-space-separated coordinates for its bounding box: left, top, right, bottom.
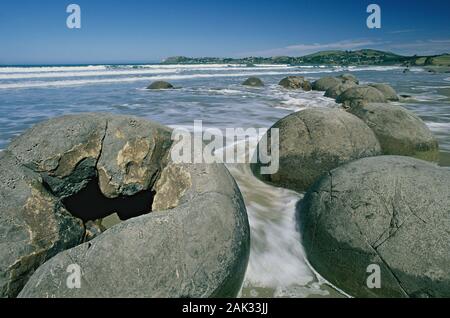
298, 156, 450, 298
147, 81, 174, 89
1, 114, 250, 298
369, 83, 399, 101
312, 76, 342, 91
242, 77, 264, 87
324, 81, 357, 99
19, 162, 250, 298
251, 108, 381, 192
336, 86, 387, 107
279, 76, 312, 91
348, 103, 439, 162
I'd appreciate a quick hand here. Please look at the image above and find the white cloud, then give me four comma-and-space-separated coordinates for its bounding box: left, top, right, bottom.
385, 39, 450, 55
237, 39, 385, 57
237, 38, 450, 57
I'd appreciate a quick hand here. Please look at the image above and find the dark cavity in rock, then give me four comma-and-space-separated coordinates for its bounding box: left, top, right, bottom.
61, 177, 155, 222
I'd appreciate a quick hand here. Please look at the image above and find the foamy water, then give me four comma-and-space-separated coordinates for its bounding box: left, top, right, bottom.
0, 63, 449, 298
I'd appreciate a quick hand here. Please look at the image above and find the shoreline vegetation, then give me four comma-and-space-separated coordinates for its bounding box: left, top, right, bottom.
161, 49, 450, 68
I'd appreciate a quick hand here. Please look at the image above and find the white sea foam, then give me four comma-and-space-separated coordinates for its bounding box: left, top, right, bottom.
0, 65, 108, 73
0, 69, 179, 80
426, 122, 450, 132
0, 70, 317, 89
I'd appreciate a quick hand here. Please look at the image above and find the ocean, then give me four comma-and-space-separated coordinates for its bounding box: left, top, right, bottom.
0, 63, 449, 297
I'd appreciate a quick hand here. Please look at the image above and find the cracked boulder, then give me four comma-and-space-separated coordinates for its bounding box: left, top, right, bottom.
0, 151, 84, 297
348, 103, 439, 162
298, 156, 450, 298
251, 108, 381, 192
19, 162, 250, 298
1, 113, 250, 298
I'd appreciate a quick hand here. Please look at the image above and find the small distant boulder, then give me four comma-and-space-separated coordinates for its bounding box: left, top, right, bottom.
312, 76, 342, 91
324, 81, 357, 99
279, 76, 312, 91
369, 83, 399, 101
147, 81, 174, 89
242, 77, 264, 87
348, 103, 439, 162
336, 73, 359, 84
336, 86, 386, 108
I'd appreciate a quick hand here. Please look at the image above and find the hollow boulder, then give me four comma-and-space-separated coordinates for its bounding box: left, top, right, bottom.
298, 156, 450, 297
347, 103, 439, 162
251, 108, 381, 192
1, 113, 250, 298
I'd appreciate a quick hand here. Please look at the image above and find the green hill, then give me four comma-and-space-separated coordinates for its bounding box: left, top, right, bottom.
162, 49, 419, 66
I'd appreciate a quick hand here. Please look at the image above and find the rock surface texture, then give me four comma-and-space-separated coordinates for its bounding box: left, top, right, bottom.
1, 113, 250, 298
298, 156, 450, 298
251, 108, 381, 192
348, 103, 439, 162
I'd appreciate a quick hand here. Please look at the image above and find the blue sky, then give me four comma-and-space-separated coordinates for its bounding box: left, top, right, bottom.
1, 0, 450, 65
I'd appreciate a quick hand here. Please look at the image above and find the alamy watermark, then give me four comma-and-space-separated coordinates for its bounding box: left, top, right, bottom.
170, 121, 279, 175
66, 4, 81, 29
367, 4, 381, 29
66, 263, 81, 289
366, 264, 381, 289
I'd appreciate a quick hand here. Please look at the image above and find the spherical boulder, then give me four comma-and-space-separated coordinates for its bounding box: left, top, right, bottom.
312, 76, 342, 91
336, 86, 387, 108
251, 108, 381, 192
2, 114, 250, 298
279, 76, 312, 91
19, 162, 250, 298
324, 81, 357, 99
298, 156, 450, 298
369, 83, 399, 101
242, 77, 264, 87
347, 103, 439, 162
147, 81, 174, 89
336, 73, 359, 84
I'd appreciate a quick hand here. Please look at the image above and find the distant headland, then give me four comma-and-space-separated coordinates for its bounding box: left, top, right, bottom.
162, 49, 450, 67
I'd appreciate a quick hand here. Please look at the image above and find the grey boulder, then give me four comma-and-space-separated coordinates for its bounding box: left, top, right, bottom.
325, 81, 357, 99
298, 156, 450, 298
279, 76, 312, 91
312, 76, 342, 91
147, 81, 174, 89
336, 73, 359, 84
2, 113, 250, 298
18, 161, 250, 298
369, 83, 399, 101
242, 77, 264, 87
348, 103, 439, 162
251, 108, 381, 192
336, 86, 387, 108
0, 151, 84, 298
